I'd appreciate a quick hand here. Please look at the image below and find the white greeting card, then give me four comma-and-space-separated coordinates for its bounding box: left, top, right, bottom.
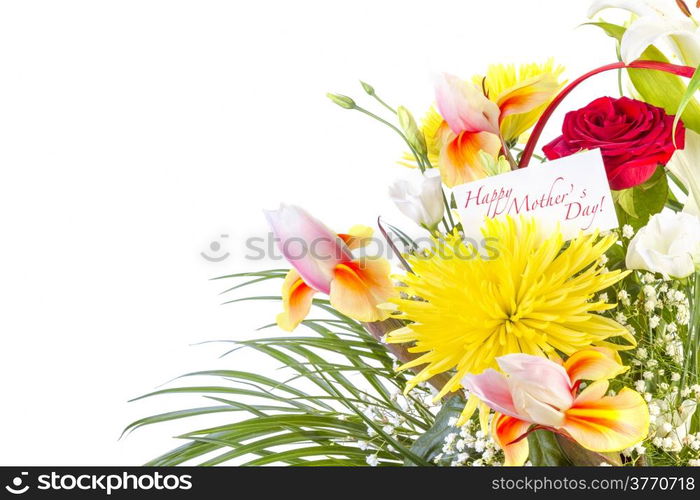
453, 149, 619, 241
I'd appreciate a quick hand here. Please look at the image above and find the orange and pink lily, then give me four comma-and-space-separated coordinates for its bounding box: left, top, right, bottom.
463, 347, 649, 466
433, 63, 563, 187
265, 204, 395, 331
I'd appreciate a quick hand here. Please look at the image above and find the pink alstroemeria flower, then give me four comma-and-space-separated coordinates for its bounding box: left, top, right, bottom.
463, 348, 649, 466
433, 69, 562, 187
265, 204, 395, 331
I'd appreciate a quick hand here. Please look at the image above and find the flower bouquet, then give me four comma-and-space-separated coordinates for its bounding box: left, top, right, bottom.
128, 0, 700, 467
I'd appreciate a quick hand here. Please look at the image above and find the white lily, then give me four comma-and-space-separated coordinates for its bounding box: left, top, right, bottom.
588, 0, 700, 65
389, 171, 445, 230
667, 129, 700, 215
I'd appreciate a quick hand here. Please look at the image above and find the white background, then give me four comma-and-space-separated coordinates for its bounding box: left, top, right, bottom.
0, 0, 622, 465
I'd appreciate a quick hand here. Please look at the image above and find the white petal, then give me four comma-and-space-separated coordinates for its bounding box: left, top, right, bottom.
620, 15, 696, 63
626, 211, 700, 277
420, 175, 445, 227
669, 31, 700, 66
668, 130, 700, 215
588, 0, 672, 18
511, 390, 566, 428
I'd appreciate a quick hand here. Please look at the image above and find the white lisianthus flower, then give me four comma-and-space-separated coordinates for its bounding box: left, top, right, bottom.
626, 211, 700, 278
389, 171, 444, 230
588, 0, 700, 65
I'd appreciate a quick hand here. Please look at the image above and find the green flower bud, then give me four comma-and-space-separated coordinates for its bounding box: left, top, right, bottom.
360, 81, 375, 96
326, 93, 356, 109
397, 106, 427, 156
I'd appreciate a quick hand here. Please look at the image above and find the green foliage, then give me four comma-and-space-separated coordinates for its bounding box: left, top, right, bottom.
405, 395, 465, 466
125, 269, 436, 466
527, 430, 572, 466
674, 63, 700, 138
613, 167, 669, 230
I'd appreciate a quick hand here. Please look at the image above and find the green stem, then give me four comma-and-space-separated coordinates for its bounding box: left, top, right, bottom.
666, 198, 684, 212
440, 189, 455, 232
354, 106, 426, 173
371, 95, 396, 115
499, 134, 518, 170
667, 169, 689, 196
690, 273, 700, 433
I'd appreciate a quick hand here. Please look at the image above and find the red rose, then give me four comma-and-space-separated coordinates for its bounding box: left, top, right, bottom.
542, 96, 685, 190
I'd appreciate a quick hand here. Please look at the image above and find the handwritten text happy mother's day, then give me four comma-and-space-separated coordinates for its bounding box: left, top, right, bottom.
453, 149, 619, 241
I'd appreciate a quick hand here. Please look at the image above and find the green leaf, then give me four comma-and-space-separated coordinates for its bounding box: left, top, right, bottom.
128, 288, 437, 466
612, 166, 668, 229
555, 435, 622, 466
604, 241, 626, 271
527, 429, 572, 466
405, 395, 465, 466
586, 22, 700, 132
674, 63, 700, 139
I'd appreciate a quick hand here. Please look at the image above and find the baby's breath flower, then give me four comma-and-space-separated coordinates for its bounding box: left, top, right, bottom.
642, 273, 656, 284
649, 315, 661, 328
618, 289, 631, 306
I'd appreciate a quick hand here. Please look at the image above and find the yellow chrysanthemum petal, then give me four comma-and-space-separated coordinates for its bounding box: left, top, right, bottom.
387, 216, 633, 404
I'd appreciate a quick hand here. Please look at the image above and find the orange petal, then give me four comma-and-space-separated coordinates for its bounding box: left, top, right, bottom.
329, 258, 395, 323
496, 73, 561, 122
563, 383, 649, 453
564, 347, 627, 384
276, 269, 317, 331
438, 130, 501, 187
492, 413, 531, 466
338, 225, 373, 250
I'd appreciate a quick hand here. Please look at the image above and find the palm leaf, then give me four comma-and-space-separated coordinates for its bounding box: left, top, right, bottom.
126, 269, 437, 466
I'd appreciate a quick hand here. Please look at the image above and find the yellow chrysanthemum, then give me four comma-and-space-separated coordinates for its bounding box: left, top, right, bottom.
386, 216, 634, 402
474, 59, 565, 144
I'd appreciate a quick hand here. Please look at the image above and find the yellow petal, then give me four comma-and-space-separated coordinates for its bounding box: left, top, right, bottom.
564, 386, 649, 453
339, 225, 374, 250
438, 130, 501, 187
564, 347, 628, 384
457, 393, 480, 426
276, 269, 316, 331
329, 259, 396, 323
